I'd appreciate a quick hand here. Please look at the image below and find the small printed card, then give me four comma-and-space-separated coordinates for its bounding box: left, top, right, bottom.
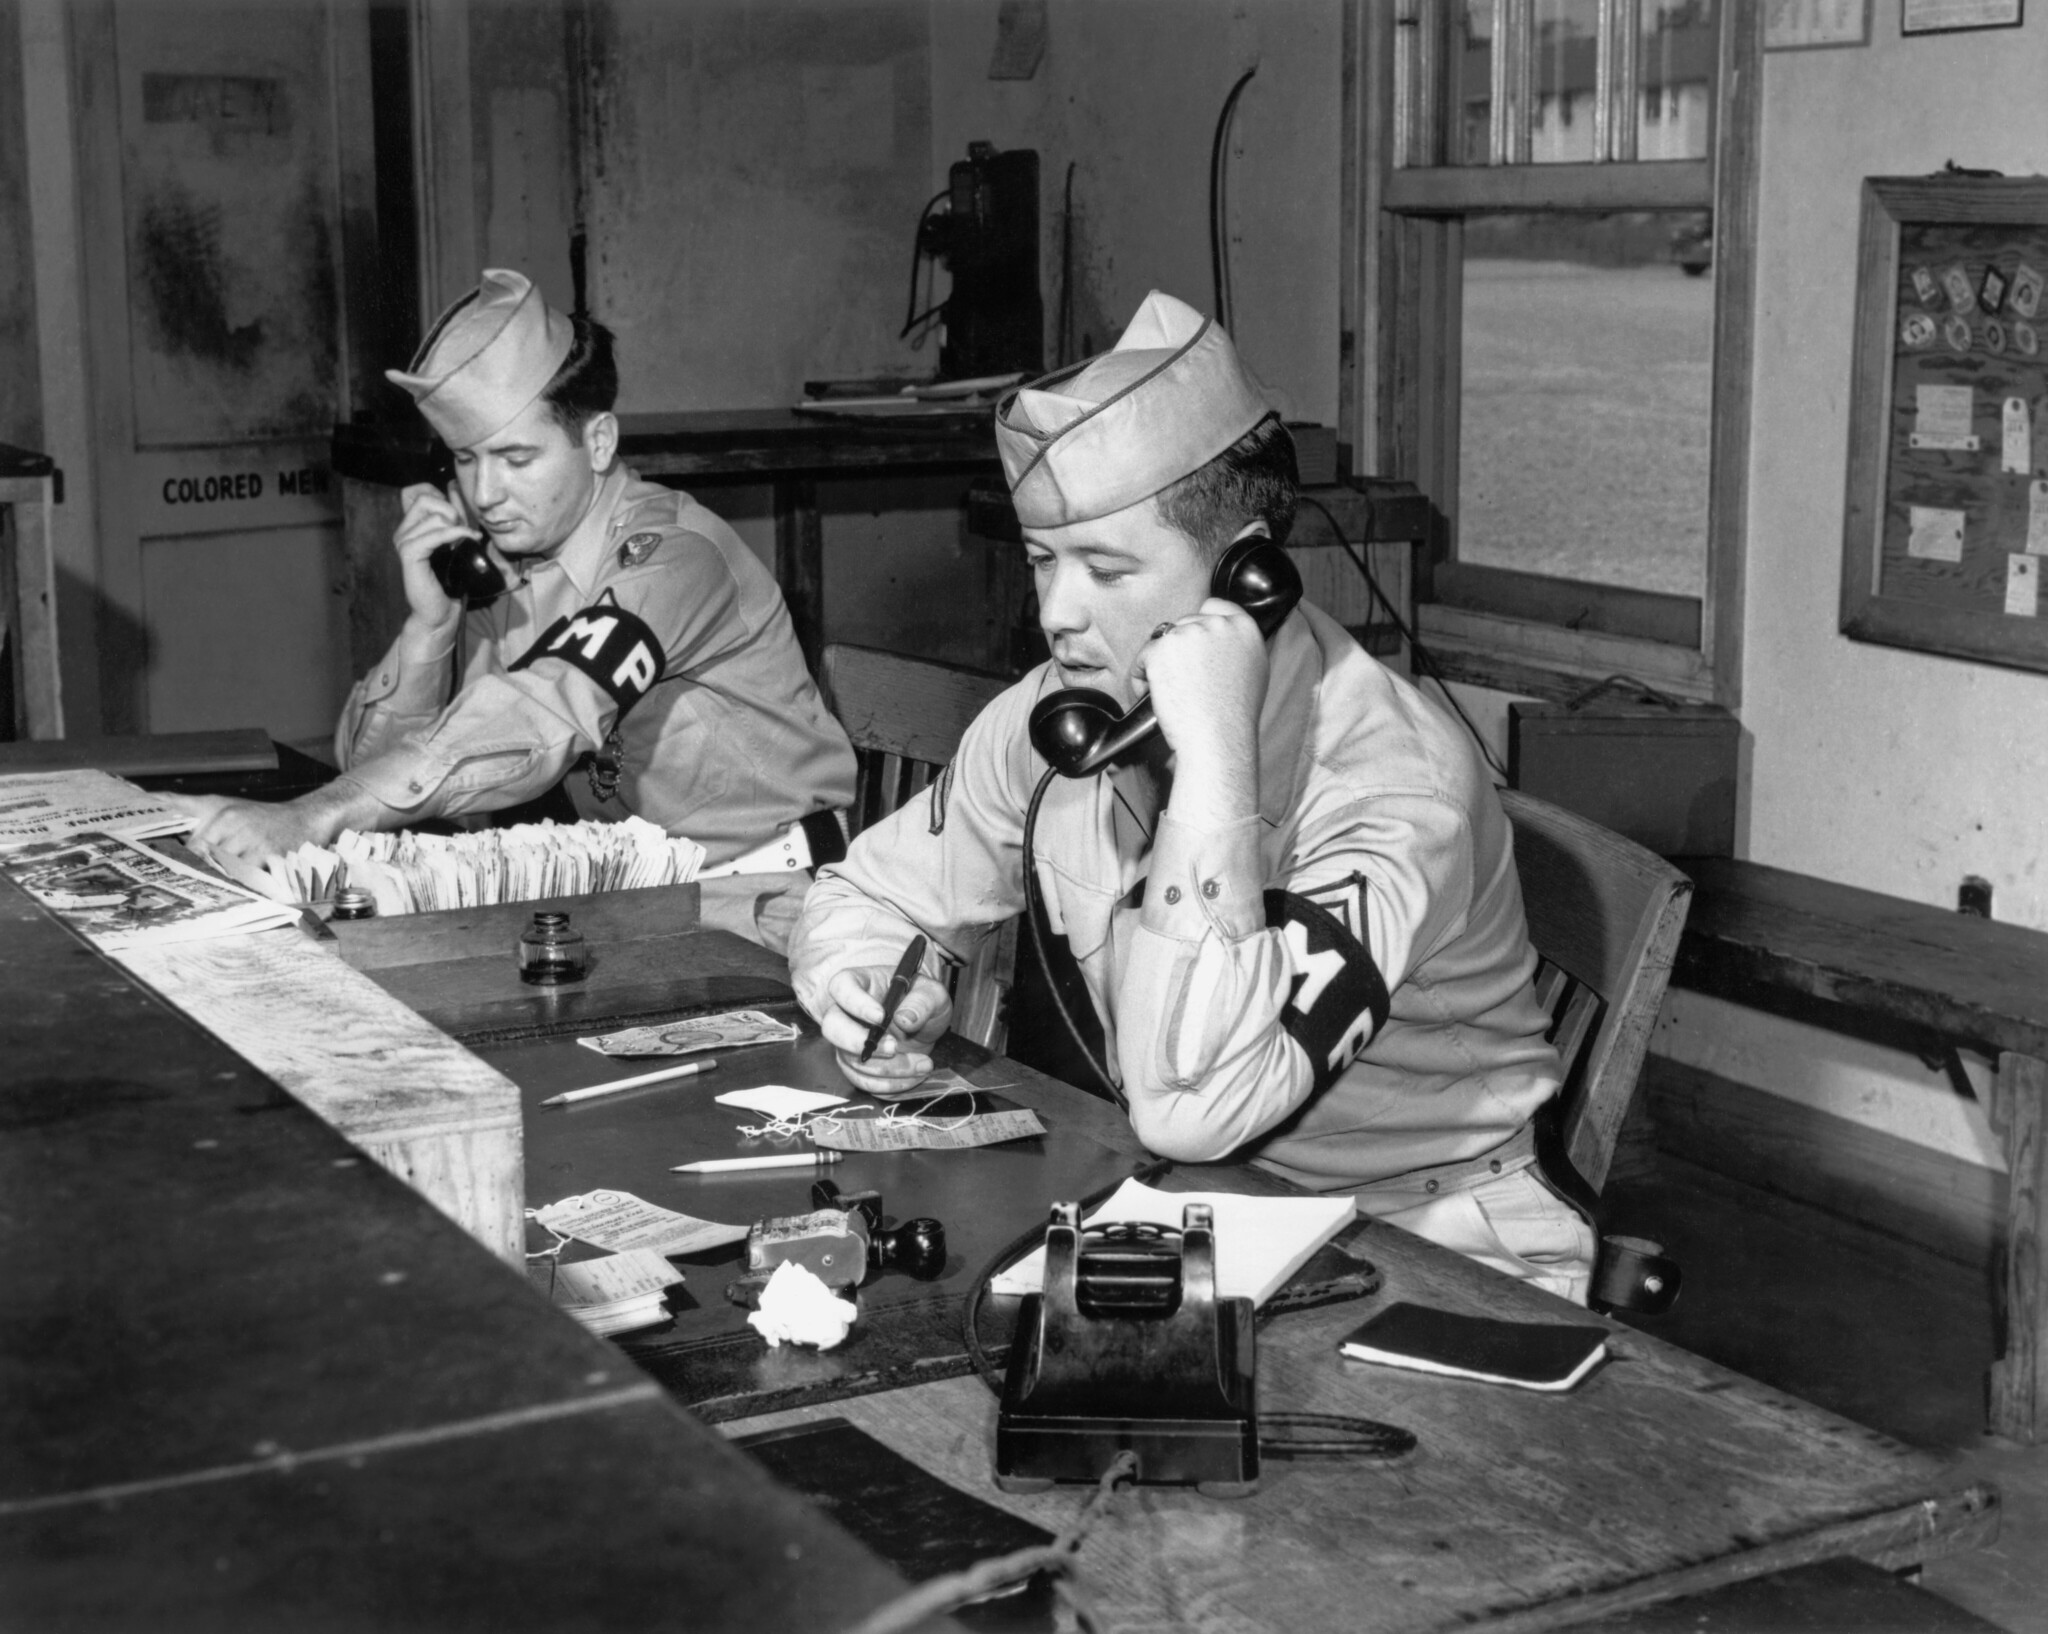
579, 1010, 800, 1057
812, 1107, 1047, 1152
528, 1247, 686, 1308
533, 1189, 749, 1256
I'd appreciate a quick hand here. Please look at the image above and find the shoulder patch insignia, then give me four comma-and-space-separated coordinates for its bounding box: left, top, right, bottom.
1264, 886, 1391, 1093
509, 604, 666, 716
618, 531, 664, 568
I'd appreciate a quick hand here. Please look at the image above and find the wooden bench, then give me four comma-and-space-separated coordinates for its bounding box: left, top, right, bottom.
1669, 856, 2048, 1444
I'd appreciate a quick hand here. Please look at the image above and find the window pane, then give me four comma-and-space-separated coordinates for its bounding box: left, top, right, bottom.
1531, 0, 1598, 164
1452, 0, 1493, 166
1640, 0, 1716, 161
1457, 212, 1712, 598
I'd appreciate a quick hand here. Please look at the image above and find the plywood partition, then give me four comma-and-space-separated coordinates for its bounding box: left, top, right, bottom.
115, 932, 525, 1264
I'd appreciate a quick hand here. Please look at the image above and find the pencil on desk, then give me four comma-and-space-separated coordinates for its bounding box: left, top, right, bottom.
672, 1152, 842, 1174
540, 1058, 720, 1107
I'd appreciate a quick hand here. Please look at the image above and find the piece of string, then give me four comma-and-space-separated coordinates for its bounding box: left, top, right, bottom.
837, 1450, 1137, 1634
733, 1102, 978, 1141
522, 1211, 573, 1299
1295, 492, 1512, 783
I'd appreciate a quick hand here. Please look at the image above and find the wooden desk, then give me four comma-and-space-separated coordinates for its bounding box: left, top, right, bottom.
39, 867, 2004, 1627
727, 1215, 1998, 1633
0, 878, 952, 1632
1672, 856, 2048, 1445
318, 886, 2000, 1626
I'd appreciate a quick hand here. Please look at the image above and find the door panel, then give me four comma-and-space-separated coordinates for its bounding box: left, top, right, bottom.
81, 0, 362, 739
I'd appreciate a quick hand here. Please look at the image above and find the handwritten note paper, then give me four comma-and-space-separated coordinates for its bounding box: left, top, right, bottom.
1908, 505, 1966, 562
991, 1180, 1356, 1308
2006, 555, 2039, 618
1911, 384, 1980, 451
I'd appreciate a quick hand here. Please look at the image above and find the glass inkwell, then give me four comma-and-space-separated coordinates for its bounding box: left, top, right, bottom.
518, 911, 588, 985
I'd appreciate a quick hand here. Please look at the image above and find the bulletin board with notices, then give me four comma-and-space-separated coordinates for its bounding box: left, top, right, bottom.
1841, 176, 2048, 675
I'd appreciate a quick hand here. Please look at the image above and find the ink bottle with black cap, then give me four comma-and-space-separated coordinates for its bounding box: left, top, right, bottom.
518, 911, 588, 985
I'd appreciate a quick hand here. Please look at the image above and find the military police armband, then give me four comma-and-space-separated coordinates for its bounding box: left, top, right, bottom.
1263, 887, 1391, 1094
509, 605, 666, 714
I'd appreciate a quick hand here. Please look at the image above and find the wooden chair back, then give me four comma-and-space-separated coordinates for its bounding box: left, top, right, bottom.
0, 453, 64, 740
819, 644, 1012, 839
1497, 787, 1693, 1195
817, 643, 1014, 1048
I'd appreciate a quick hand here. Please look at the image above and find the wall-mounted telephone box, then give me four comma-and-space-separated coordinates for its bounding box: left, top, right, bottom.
1508, 696, 1739, 858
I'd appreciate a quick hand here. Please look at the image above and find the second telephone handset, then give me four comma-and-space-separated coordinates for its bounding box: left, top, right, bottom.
429, 532, 509, 608
1028, 535, 1303, 779
422, 451, 511, 608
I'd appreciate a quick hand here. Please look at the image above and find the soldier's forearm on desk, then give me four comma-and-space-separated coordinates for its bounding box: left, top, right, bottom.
284, 775, 408, 844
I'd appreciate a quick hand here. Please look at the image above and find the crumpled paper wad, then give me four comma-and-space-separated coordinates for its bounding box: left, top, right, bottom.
745, 1260, 859, 1350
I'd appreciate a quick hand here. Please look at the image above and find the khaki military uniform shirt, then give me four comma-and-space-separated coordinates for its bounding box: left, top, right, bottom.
337, 465, 855, 867
789, 600, 1562, 1194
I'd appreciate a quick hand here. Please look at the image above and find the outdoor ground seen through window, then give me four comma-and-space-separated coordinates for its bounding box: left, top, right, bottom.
1458, 211, 1713, 601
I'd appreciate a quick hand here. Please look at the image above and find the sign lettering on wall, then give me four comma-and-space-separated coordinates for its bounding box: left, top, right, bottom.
133, 442, 340, 537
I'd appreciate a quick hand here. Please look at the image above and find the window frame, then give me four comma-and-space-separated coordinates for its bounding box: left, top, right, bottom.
1342, 0, 1759, 707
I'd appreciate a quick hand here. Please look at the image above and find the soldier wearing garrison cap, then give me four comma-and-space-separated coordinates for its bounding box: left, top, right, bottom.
177, 270, 855, 941
788, 291, 1595, 1302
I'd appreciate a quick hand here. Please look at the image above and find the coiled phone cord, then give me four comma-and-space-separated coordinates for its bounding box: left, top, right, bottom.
1021, 764, 1126, 1108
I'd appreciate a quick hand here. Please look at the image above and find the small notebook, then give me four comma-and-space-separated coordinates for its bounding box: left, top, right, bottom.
1337, 1302, 1608, 1392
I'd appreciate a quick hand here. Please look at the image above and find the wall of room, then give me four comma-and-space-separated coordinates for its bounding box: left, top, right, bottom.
1644, 16, 2048, 1198
580, 0, 938, 408
0, 0, 41, 452
926, 0, 1343, 425
1742, 18, 2048, 932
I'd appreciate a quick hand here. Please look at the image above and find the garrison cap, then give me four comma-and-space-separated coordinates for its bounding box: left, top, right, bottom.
386, 269, 574, 448
994, 290, 1271, 528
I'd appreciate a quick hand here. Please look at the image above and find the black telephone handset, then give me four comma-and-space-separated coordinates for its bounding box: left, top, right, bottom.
1028, 536, 1303, 779
429, 533, 509, 608
421, 446, 509, 608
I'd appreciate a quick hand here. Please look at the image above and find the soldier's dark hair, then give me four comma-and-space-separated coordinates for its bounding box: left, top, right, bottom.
1152, 413, 1299, 558
540, 316, 619, 437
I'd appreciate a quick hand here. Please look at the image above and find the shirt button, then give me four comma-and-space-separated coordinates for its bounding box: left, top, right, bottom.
407, 781, 422, 794
1425, 1178, 1440, 1194
1489, 1160, 1502, 1173
1163, 886, 1181, 905
1202, 879, 1220, 899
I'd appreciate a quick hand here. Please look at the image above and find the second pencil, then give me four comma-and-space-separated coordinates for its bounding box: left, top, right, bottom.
541, 1058, 720, 1107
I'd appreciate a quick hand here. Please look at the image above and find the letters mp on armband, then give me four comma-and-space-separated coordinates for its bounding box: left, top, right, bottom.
1264, 887, 1390, 1093
510, 604, 665, 713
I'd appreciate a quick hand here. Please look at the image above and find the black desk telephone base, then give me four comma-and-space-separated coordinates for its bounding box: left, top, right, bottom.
994, 1200, 1258, 1498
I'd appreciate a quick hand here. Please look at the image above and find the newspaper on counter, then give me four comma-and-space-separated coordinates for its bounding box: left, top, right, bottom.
0, 769, 189, 853
1, 829, 299, 949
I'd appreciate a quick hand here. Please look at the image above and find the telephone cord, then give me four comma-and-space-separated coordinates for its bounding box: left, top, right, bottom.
1021, 763, 1126, 1106
1296, 492, 1511, 782
835, 1451, 1136, 1634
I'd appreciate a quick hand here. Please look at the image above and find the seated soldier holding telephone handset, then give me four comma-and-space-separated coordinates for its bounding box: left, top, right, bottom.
174, 270, 855, 937
790, 292, 1596, 1302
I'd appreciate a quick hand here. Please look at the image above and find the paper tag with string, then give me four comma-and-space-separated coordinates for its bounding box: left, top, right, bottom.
813, 1108, 1047, 1151
533, 1189, 749, 1255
